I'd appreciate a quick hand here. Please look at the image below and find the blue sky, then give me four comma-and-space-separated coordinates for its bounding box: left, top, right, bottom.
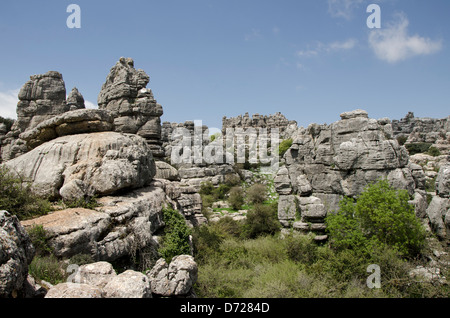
0, 0, 449, 130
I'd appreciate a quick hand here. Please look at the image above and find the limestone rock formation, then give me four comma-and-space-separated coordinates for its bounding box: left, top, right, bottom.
222, 112, 297, 139
66, 87, 86, 110
77, 262, 117, 289
426, 164, 450, 241
44, 256, 197, 298
276, 109, 419, 239
0, 211, 35, 298
1, 71, 70, 160
392, 112, 450, 155
16, 71, 68, 131
22, 184, 166, 261
103, 270, 152, 298
147, 255, 198, 297
3, 132, 156, 201
98, 57, 164, 158
18, 109, 114, 150
44, 282, 104, 298
0, 72, 91, 162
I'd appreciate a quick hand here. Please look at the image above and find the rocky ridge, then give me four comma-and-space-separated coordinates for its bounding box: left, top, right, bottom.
0, 57, 449, 298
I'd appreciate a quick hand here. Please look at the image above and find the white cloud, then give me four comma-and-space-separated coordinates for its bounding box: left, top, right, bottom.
329, 38, 357, 51
244, 28, 262, 41
368, 13, 443, 63
85, 100, 98, 109
328, 0, 364, 20
297, 38, 357, 57
0, 89, 19, 119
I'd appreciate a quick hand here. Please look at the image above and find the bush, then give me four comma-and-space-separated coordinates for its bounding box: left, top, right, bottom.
228, 186, 244, 210
224, 174, 241, 187
199, 181, 214, 196
405, 143, 432, 155
246, 183, 267, 205
213, 184, 231, 201
326, 179, 426, 257
28, 255, 67, 285
283, 233, 318, 265
158, 208, 192, 263
27, 225, 52, 256
427, 146, 441, 157
396, 135, 408, 146
278, 138, 293, 157
0, 116, 15, 133
0, 166, 52, 220
243, 204, 281, 239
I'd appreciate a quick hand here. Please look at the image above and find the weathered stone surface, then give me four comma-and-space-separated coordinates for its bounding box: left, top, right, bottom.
94, 185, 166, 262
274, 167, 292, 195
45, 282, 103, 298
103, 270, 152, 298
1, 71, 71, 161
66, 87, 85, 111
21, 185, 167, 261
3, 132, 156, 201
155, 161, 180, 181
18, 109, 114, 149
21, 208, 110, 258
392, 112, 450, 155
426, 196, 449, 240
147, 255, 198, 297
298, 196, 326, 220
78, 262, 117, 289
277, 195, 297, 223
98, 57, 164, 158
0, 211, 35, 298
436, 164, 450, 198
222, 112, 297, 139
340, 109, 368, 120
276, 109, 421, 237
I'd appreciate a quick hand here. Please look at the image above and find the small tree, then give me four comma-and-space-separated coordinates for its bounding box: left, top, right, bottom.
158, 208, 192, 262
326, 179, 426, 257
247, 183, 267, 205
243, 204, 280, 238
228, 186, 244, 210
0, 166, 52, 220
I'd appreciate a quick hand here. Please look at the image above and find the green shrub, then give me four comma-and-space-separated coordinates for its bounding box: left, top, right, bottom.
213, 184, 231, 201
246, 183, 267, 205
396, 135, 408, 146
69, 254, 95, 266
278, 138, 293, 157
326, 179, 426, 257
27, 225, 52, 256
28, 255, 67, 285
224, 174, 241, 187
405, 143, 432, 155
0, 166, 52, 220
242, 204, 280, 239
199, 181, 214, 196
60, 196, 100, 210
158, 208, 192, 263
0, 116, 14, 133
228, 186, 244, 210
427, 146, 441, 157
214, 217, 243, 238
283, 233, 318, 265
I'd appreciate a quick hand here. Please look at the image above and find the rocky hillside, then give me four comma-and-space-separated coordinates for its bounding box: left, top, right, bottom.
0, 58, 449, 298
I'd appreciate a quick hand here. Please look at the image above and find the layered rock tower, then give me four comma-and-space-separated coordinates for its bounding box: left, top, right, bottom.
97, 57, 165, 159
